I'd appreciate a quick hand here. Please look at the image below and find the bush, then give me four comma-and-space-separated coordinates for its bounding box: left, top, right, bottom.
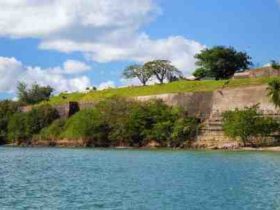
8, 105, 59, 144
0, 101, 20, 144
222, 106, 279, 146
25, 105, 59, 137
62, 109, 109, 147
171, 118, 199, 148
8, 112, 27, 144
39, 119, 66, 141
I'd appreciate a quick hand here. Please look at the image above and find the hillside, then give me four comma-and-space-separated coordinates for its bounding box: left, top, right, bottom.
46, 77, 276, 105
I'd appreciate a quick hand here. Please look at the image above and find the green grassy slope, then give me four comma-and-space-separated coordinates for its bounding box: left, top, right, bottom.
46, 77, 276, 105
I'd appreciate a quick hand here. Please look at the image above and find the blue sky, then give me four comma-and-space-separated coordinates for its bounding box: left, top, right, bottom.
0, 0, 279, 99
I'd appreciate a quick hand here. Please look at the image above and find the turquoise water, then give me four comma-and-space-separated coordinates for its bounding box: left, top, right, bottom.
0, 148, 280, 210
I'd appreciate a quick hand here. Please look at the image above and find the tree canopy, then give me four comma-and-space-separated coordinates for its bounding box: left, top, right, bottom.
271, 60, 280, 70
17, 82, 54, 105
123, 60, 182, 85
144, 60, 182, 84
123, 64, 153, 86
193, 46, 252, 80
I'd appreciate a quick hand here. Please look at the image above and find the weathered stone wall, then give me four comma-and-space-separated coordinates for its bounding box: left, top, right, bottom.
136, 92, 213, 120
136, 85, 279, 119
211, 85, 277, 115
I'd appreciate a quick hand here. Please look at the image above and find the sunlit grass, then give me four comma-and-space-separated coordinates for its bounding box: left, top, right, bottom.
45, 77, 277, 105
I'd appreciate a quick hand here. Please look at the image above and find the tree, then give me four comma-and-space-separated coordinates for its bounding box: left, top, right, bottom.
144, 60, 182, 84
193, 67, 208, 79
17, 82, 54, 105
123, 65, 153, 86
222, 106, 279, 146
271, 60, 280, 70
267, 79, 280, 108
194, 46, 252, 80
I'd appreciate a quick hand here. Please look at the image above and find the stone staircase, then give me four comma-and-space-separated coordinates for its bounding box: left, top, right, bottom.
194, 111, 238, 148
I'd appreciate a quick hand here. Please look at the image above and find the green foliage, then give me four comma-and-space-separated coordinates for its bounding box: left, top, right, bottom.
0, 100, 19, 144
193, 68, 208, 79
39, 119, 66, 140
222, 106, 279, 146
8, 105, 59, 144
144, 60, 182, 84
267, 79, 280, 108
25, 105, 59, 137
171, 118, 199, 147
123, 64, 153, 86
51, 97, 199, 148
195, 46, 252, 80
17, 82, 54, 105
8, 112, 27, 143
271, 60, 280, 70
62, 109, 109, 147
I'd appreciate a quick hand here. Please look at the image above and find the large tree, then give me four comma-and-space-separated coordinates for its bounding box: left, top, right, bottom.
144, 60, 182, 84
123, 65, 153, 86
193, 46, 252, 80
267, 79, 280, 109
271, 60, 280, 70
17, 82, 54, 105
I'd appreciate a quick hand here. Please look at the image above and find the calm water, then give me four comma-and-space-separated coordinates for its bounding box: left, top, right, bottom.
0, 148, 280, 210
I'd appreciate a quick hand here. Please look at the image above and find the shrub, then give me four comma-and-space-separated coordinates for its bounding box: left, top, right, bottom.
39, 119, 66, 141
222, 106, 279, 146
0, 101, 20, 144
171, 118, 199, 148
8, 105, 59, 144
25, 105, 59, 137
62, 109, 109, 147
8, 112, 27, 144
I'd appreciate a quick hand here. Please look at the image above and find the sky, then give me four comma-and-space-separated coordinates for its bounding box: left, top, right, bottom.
0, 0, 279, 99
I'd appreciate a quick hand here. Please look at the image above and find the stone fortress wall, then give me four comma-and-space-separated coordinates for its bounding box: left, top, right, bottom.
21, 84, 279, 148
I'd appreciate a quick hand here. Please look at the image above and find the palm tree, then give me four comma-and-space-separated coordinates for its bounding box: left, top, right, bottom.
267, 79, 280, 108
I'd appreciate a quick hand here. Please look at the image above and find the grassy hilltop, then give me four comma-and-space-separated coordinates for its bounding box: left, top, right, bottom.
47, 77, 274, 105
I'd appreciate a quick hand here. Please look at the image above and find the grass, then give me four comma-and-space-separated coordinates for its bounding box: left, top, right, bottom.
45, 77, 277, 105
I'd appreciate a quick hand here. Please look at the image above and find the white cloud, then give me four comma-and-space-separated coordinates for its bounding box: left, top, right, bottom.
98, 81, 116, 90
0, 0, 204, 75
0, 57, 91, 94
63, 59, 90, 74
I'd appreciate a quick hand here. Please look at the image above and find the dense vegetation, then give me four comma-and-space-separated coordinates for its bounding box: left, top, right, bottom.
0, 101, 20, 144
39, 97, 199, 148
8, 105, 59, 144
222, 106, 279, 146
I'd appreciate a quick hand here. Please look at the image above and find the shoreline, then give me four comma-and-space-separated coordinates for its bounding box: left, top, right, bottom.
2, 144, 280, 152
